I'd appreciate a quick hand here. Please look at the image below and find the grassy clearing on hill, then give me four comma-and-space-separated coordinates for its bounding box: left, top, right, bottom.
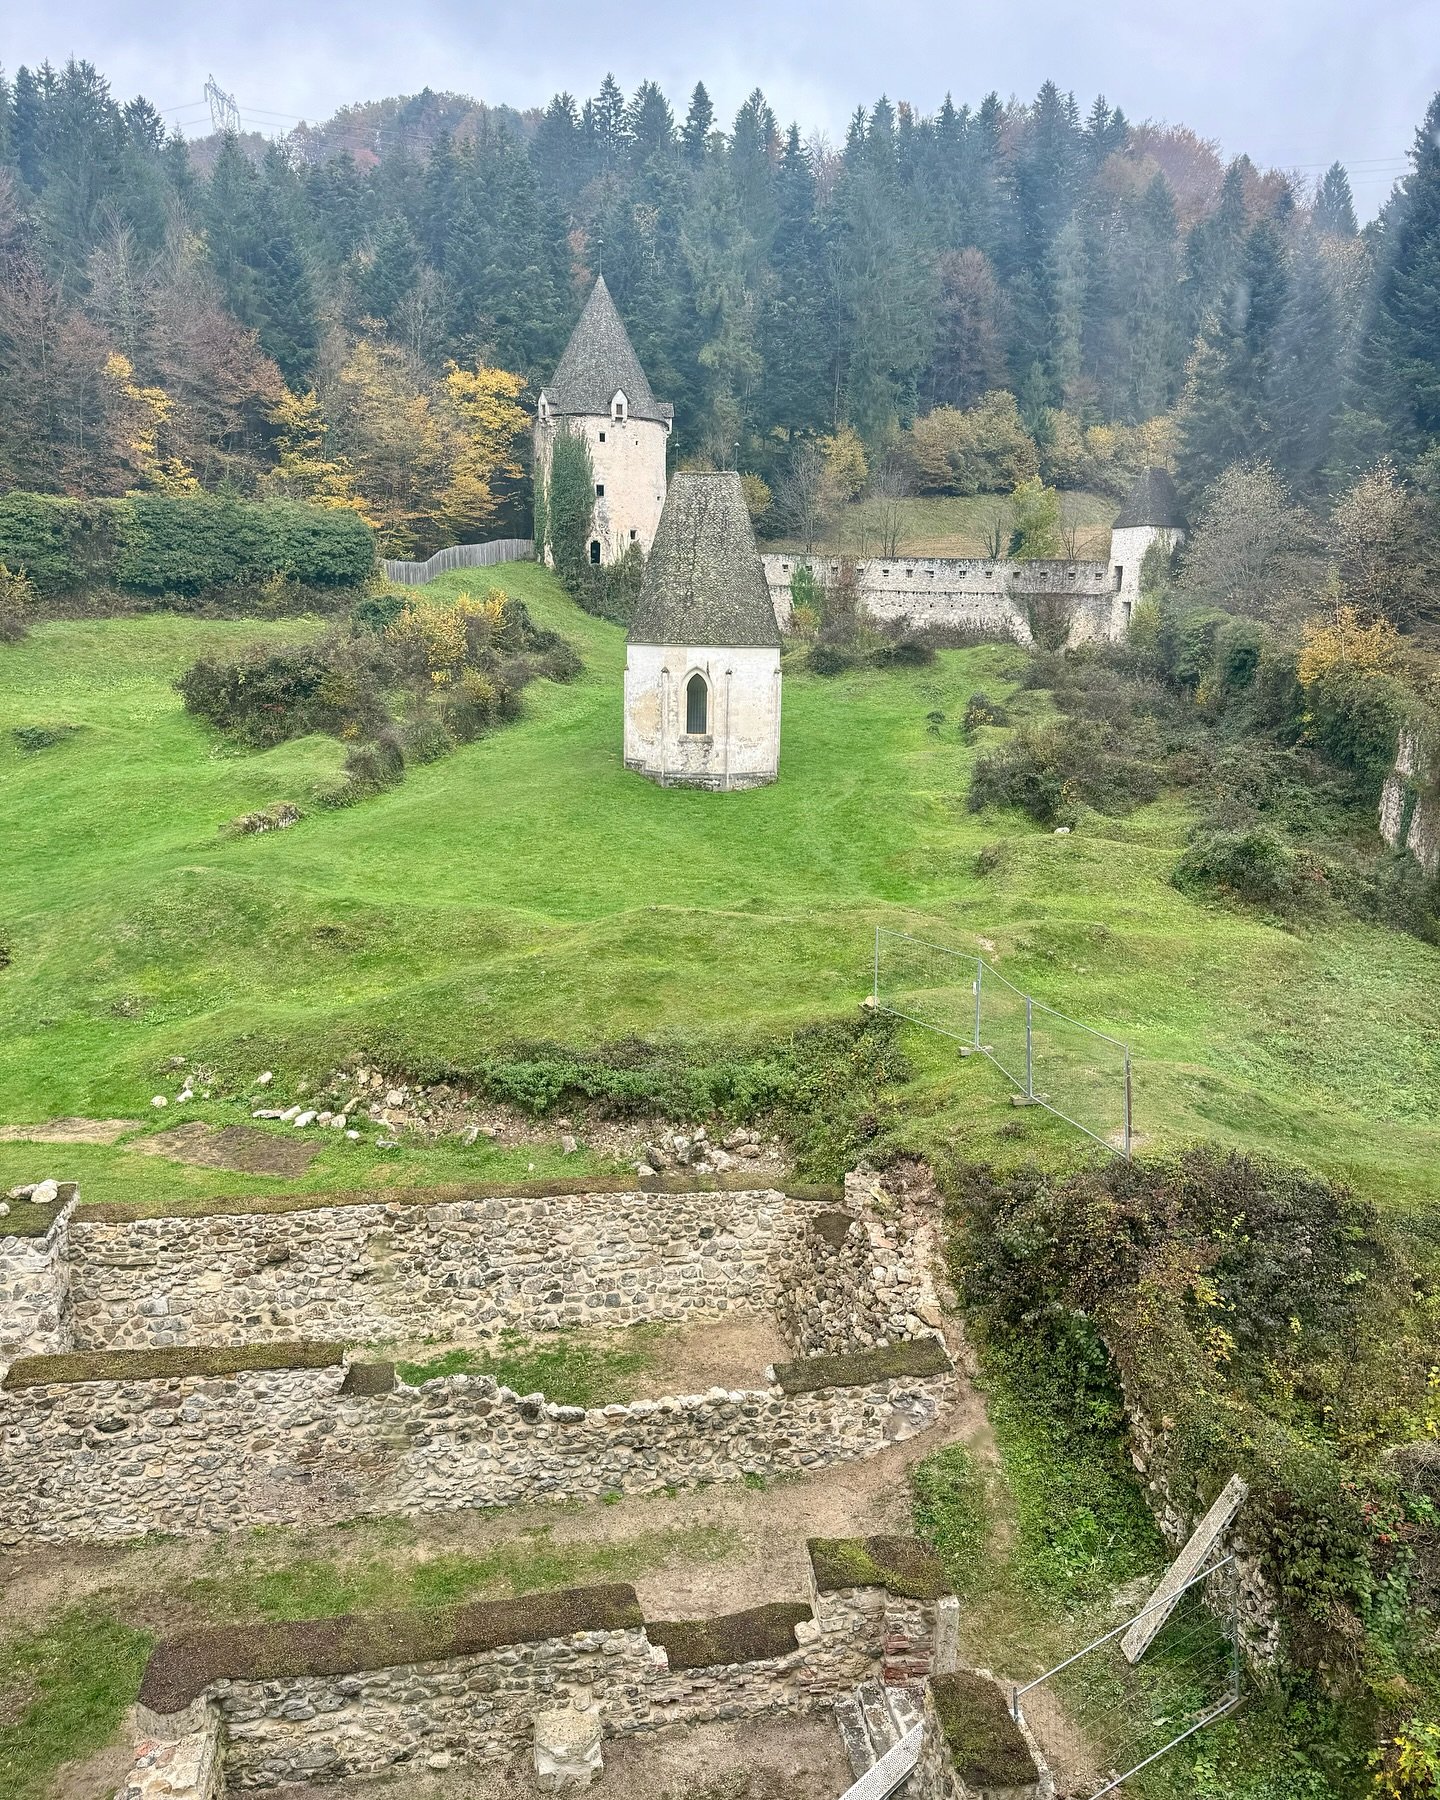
1, 562, 1437, 1208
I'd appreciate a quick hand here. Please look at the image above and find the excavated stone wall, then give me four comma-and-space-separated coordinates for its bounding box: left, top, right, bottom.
0, 1359, 953, 1546
64, 1187, 810, 1350
0, 1202, 74, 1359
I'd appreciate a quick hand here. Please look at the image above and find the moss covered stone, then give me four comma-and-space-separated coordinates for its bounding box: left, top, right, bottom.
808, 1534, 953, 1601
3, 1341, 343, 1390
774, 1337, 951, 1396
339, 1360, 395, 1396
138, 1583, 645, 1716
74, 1176, 843, 1228
648, 1602, 813, 1670
930, 1670, 1038, 1789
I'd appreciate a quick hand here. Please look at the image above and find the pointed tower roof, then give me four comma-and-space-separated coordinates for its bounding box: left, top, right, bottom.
541, 276, 673, 424
1114, 466, 1186, 531
628, 473, 780, 649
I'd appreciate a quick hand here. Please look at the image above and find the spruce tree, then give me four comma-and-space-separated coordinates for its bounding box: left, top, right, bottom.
1364, 92, 1440, 450
759, 126, 834, 435
1314, 162, 1358, 237
1178, 216, 1289, 495
681, 84, 714, 162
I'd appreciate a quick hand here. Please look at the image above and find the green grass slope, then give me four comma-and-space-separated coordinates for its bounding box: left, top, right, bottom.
1, 564, 1437, 1205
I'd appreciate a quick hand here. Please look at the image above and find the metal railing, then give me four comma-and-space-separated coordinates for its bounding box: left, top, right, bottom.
382, 538, 534, 585
873, 927, 1133, 1155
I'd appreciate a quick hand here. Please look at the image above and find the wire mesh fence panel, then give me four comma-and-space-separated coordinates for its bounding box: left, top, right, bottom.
976, 960, 1030, 1093
874, 928, 1133, 1156
1027, 1001, 1131, 1155
1016, 1565, 1241, 1798
872, 929, 978, 1042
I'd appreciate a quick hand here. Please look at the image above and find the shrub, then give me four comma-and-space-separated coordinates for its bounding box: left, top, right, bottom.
0, 562, 36, 642
962, 692, 1010, 737
807, 642, 858, 676
1304, 666, 1408, 796
968, 720, 1161, 826
1175, 821, 1303, 905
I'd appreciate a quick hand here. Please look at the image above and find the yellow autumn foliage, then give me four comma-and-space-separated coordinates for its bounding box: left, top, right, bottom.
1297, 604, 1401, 689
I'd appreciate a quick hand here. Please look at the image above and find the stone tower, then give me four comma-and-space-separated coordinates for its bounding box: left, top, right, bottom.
1110, 466, 1187, 626
624, 473, 782, 791
535, 276, 673, 567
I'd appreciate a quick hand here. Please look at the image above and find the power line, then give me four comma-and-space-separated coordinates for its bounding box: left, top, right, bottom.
203, 74, 241, 135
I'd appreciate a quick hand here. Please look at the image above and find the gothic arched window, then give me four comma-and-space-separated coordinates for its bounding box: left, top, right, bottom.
685, 672, 709, 735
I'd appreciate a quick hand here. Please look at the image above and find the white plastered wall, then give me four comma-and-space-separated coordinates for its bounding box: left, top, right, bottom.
624, 644, 781, 789
535, 411, 669, 564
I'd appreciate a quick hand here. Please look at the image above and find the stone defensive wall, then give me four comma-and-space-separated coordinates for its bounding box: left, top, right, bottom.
0, 1337, 954, 1546
0, 1177, 938, 1358
121, 1537, 987, 1798
761, 553, 1127, 647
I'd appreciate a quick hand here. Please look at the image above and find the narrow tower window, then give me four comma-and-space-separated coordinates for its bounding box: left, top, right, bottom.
685, 672, 709, 735
589, 541, 601, 564
595, 483, 605, 497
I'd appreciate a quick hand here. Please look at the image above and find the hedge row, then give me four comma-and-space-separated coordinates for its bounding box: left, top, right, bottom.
0, 492, 375, 597
807, 1534, 953, 1601
774, 1338, 953, 1396
71, 1175, 846, 1227
2, 1341, 342, 1390
648, 1602, 813, 1670
139, 1583, 645, 1717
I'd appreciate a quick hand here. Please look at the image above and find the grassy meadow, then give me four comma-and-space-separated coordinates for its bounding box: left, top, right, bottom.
760, 488, 1118, 558
1, 562, 1438, 1209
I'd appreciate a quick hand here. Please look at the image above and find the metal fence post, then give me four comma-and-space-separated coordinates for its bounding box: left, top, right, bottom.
1124, 1049, 1133, 1157
973, 959, 983, 1050
1025, 996, 1034, 1098
873, 927, 880, 1007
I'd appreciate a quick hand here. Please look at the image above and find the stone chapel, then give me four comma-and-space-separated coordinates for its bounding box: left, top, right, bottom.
623, 472, 782, 790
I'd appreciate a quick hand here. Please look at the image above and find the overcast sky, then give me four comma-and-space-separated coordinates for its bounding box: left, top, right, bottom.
8, 0, 1438, 215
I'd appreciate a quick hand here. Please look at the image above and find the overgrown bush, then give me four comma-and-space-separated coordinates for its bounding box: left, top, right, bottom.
968, 718, 1162, 826
1174, 821, 1306, 905
178, 590, 578, 804
946, 1147, 1418, 1681
0, 562, 36, 642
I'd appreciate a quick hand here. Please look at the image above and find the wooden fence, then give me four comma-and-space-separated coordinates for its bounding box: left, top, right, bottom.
382, 539, 534, 586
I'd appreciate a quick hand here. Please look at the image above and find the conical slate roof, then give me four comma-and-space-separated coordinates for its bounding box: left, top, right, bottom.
628, 473, 781, 649
1114, 466, 1186, 531
540, 276, 673, 424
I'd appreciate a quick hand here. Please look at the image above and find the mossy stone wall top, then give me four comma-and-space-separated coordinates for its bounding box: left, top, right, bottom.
774, 1337, 951, 1396
808, 1534, 953, 1602
930, 1670, 1038, 1789
647, 1602, 813, 1670
73, 1175, 844, 1228
139, 1583, 645, 1716
3, 1341, 343, 1390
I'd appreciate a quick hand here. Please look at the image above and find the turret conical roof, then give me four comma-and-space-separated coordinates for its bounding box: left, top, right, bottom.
628, 473, 780, 649
541, 276, 672, 424
1114, 466, 1186, 531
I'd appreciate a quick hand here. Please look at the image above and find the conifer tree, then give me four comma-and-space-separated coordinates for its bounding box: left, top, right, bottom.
681, 84, 714, 162
1363, 92, 1440, 451
1314, 162, 1358, 237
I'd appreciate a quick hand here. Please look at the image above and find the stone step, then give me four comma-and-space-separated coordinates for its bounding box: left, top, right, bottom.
837, 1723, 924, 1800
858, 1678, 901, 1762
884, 1683, 923, 1738
834, 1692, 876, 1781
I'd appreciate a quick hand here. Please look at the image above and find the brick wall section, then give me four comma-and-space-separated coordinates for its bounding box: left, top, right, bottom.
0, 1203, 75, 1359
65, 1188, 813, 1350
0, 1361, 953, 1547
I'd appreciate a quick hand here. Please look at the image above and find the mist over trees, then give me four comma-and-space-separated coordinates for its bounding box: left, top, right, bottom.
0, 58, 1438, 553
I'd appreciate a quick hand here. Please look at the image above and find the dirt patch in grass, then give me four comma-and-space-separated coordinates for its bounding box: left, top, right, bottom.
0, 1119, 139, 1146
391, 1314, 791, 1406
305, 1713, 852, 1800
125, 1121, 322, 1176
